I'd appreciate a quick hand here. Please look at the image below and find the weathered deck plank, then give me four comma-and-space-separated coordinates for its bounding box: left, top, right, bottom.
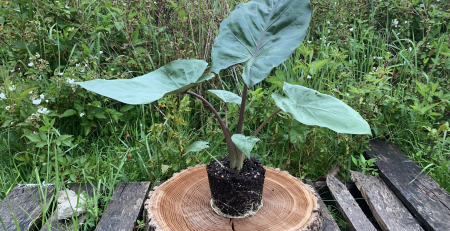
95, 182, 151, 231
365, 139, 450, 231
304, 179, 340, 231
0, 184, 55, 231
350, 171, 424, 231
326, 175, 377, 231
40, 183, 104, 231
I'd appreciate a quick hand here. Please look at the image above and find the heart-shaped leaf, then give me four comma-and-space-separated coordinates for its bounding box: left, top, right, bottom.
76, 59, 213, 105
272, 82, 371, 134
211, 0, 311, 87
231, 134, 260, 158
185, 141, 209, 154
207, 90, 242, 104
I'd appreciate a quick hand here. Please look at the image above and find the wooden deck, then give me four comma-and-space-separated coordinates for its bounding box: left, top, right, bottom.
1, 139, 449, 230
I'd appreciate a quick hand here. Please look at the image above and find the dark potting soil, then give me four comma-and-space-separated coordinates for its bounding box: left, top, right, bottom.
206, 156, 265, 217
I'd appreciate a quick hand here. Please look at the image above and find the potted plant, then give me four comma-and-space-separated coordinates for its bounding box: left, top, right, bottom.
76, 0, 370, 221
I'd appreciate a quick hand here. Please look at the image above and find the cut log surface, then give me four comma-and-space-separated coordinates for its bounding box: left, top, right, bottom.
40, 183, 104, 231
0, 184, 55, 231
350, 171, 424, 231
95, 182, 151, 231
365, 139, 450, 231
304, 179, 340, 231
145, 165, 322, 231
326, 175, 377, 231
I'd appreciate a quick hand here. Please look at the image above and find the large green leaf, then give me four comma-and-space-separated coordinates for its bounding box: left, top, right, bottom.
272, 83, 371, 135
231, 134, 260, 159
76, 60, 213, 105
207, 90, 242, 104
211, 0, 311, 87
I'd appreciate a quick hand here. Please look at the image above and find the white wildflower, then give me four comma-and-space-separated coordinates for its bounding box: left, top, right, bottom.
45, 100, 49, 103
65, 5, 69, 9
405, 21, 408, 24
393, 19, 398, 27
9, 85, 15, 91
328, 29, 330, 34
40, 94, 45, 99
37, 108, 49, 115
307, 75, 312, 79
33, 99, 42, 105
377, 57, 383, 60
80, 112, 85, 117
35, 53, 40, 58
76, 63, 80, 67
43, 162, 46, 166
28, 62, 34, 67
80, 69, 85, 73
419, 4, 424, 8
307, 41, 312, 43
67, 78, 75, 84
111, 68, 114, 70
0, 92, 6, 99
99, 51, 103, 54
327, 21, 330, 24
29, 91, 33, 94
409, 47, 412, 52
59, 72, 64, 76
10, 69, 14, 73
349, 28, 354, 32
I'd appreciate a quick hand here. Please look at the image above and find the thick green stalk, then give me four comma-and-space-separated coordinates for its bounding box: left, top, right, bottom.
234, 84, 248, 170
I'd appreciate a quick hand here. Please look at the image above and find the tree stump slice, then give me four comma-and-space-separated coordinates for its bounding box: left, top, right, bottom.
145, 165, 322, 231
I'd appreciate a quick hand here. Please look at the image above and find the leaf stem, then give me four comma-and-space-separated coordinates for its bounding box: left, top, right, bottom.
253, 109, 282, 137
185, 91, 239, 168
204, 149, 225, 168
184, 91, 230, 137
236, 84, 248, 134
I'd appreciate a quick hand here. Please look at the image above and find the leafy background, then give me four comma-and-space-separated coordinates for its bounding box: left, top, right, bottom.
0, 0, 449, 229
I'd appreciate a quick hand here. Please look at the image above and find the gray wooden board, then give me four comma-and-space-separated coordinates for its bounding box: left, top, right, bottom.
95, 182, 151, 231
350, 171, 424, 231
304, 178, 340, 231
312, 181, 384, 230
0, 184, 55, 231
40, 183, 104, 231
365, 139, 450, 231
326, 175, 377, 231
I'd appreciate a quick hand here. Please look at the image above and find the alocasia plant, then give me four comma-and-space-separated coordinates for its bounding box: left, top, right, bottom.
76, 0, 371, 171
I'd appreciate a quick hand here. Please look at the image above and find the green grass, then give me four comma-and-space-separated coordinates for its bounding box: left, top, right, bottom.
0, 0, 449, 229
